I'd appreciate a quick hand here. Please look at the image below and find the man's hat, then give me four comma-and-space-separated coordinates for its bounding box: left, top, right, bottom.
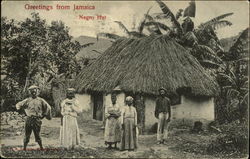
67, 88, 76, 93
28, 85, 39, 90
158, 87, 166, 92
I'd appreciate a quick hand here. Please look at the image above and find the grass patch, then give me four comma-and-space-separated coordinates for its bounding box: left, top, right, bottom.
1, 145, 113, 158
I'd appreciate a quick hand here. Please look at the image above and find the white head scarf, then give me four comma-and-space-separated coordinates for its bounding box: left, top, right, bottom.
125, 96, 134, 103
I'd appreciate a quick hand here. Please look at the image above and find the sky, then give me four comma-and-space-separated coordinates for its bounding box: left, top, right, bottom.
1, 0, 249, 39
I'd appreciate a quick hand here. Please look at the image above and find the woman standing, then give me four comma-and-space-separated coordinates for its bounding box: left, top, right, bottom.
120, 96, 138, 151
104, 93, 121, 149
60, 88, 82, 149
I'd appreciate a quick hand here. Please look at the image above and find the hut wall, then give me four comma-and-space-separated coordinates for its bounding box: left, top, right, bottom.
171, 96, 214, 120
144, 95, 214, 131
144, 96, 158, 130
75, 93, 93, 120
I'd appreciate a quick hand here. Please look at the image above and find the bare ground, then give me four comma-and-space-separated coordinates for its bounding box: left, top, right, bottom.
0, 117, 248, 158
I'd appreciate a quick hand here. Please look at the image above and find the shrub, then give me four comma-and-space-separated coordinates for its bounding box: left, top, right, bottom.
207, 121, 248, 155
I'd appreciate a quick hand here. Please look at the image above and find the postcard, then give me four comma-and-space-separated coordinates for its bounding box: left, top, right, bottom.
1, 0, 249, 158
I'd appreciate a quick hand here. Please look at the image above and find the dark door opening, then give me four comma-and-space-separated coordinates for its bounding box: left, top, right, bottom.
93, 93, 103, 121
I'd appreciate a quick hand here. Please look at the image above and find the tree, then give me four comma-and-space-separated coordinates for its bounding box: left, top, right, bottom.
97, 7, 152, 41
1, 14, 50, 111
46, 21, 82, 78
1, 13, 93, 113
146, 0, 233, 69
1, 13, 48, 91
96, 0, 232, 70
216, 28, 249, 123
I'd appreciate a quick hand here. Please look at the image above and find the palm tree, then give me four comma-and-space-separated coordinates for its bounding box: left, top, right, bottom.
96, 0, 233, 69
96, 7, 153, 41
216, 27, 249, 123
218, 28, 249, 96
145, 0, 233, 69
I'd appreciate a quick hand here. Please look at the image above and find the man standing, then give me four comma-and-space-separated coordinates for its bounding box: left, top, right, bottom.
155, 87, 171, 144
16, 85, 52, 150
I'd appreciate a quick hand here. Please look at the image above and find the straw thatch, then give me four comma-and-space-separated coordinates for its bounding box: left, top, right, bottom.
75, 35, 219, 96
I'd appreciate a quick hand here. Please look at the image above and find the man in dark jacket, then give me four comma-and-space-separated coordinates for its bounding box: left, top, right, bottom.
155, 87, 171, 144
16, 85, 52, 150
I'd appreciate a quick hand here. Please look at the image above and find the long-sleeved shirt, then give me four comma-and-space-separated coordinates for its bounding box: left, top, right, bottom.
155, 96, 171, 118
16, 97, 52, 119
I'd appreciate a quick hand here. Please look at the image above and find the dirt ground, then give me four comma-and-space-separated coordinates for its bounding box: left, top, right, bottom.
0, 117, 248, 158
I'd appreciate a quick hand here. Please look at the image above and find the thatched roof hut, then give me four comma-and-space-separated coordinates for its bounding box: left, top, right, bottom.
75, 35, 218, 97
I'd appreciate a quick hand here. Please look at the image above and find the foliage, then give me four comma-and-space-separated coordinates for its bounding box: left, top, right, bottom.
207, 121, 248, 155
215, 28, 249, 124
1, 14, 48, 88
97, 0, 233, 70
1, 13, 86, 112
155, 0, 182, 34
97, 7, 152, 40
46, 20, 82, 78
89, 1, 249, 125
183, 0, 196, 17
151, 0, 233, 69
198, 13, 233, 30
0, 77, 23, 112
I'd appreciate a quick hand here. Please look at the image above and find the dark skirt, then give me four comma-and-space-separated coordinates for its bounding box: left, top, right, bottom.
120, 118, 137, 150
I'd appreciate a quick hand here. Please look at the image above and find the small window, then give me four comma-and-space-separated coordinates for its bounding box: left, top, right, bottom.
170, 94, 181, 105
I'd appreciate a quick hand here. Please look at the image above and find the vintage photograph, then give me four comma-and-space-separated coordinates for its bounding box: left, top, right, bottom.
1, 0, 249, 158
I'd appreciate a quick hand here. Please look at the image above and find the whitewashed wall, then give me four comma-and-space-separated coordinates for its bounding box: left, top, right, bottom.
144, 95, 215, 130
171, 96, 214, 120
76, 93, 214, 130
144, 96, 158, 130
75, 93, 92, 119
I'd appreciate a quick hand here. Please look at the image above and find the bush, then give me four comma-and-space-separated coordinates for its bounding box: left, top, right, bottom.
207, 121, 248, 155
39, 89, 56, 117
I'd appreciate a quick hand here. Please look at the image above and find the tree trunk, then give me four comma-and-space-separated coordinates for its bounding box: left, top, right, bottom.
23, 55, 32, 93
23, 76, 30, 93
52, 86, 66, 117
134, 95, 145, 134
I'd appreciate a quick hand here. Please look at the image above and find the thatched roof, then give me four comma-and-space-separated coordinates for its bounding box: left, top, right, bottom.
75, 35, 219, 97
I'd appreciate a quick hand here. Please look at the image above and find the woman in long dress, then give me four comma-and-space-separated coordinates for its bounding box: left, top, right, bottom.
60, 88, 82, 149
120, 96, 138, 151
104, 93, 121, 149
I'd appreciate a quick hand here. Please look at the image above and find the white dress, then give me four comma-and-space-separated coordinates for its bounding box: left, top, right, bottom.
60, 98, 82, 148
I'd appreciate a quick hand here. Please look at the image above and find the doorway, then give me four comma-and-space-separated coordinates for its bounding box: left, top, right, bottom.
92, 93, 103, 121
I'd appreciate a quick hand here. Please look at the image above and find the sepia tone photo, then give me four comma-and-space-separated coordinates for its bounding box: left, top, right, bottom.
1, 0, 249, 158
